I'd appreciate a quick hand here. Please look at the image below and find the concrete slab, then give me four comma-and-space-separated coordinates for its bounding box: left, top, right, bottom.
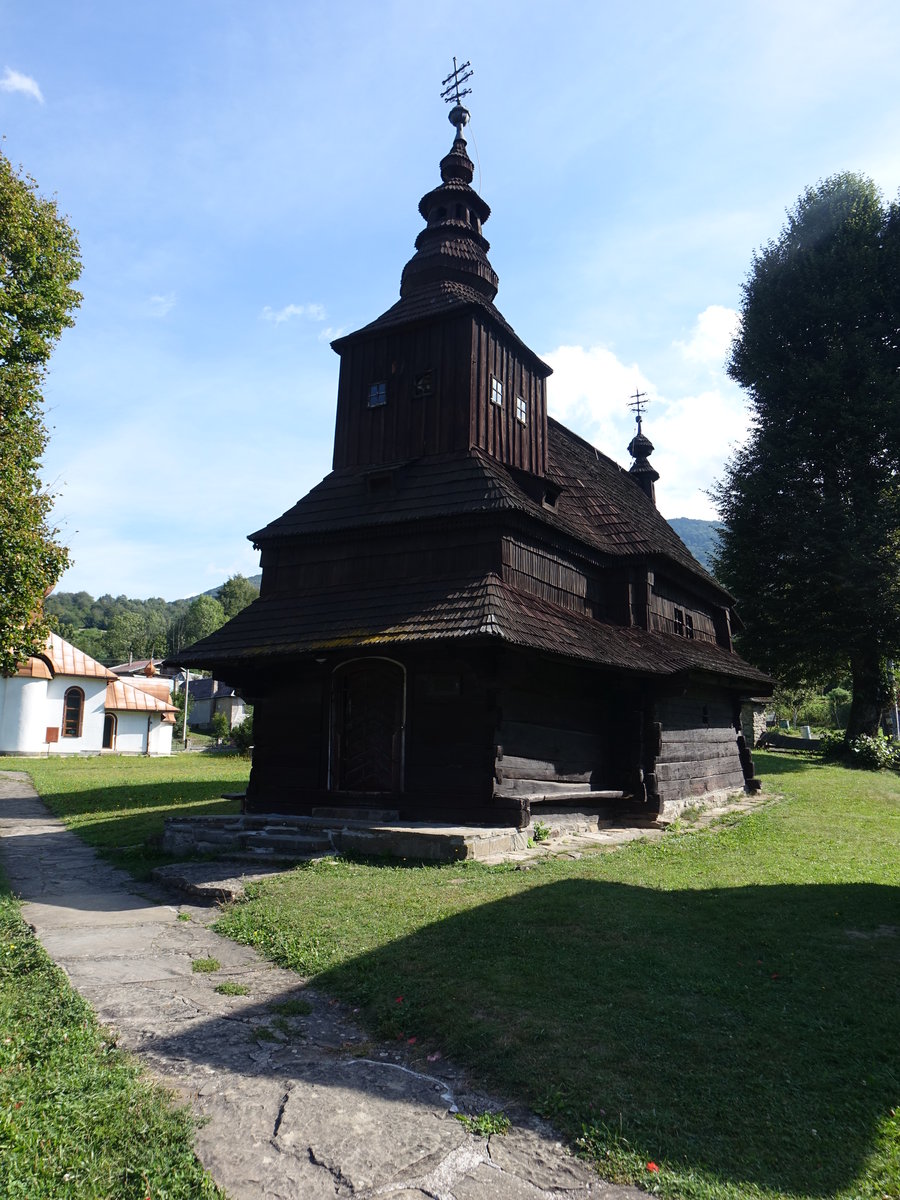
0, 771, 641, 1200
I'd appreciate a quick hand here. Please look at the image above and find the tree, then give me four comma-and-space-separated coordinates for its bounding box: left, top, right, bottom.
218, 573, 259, 619
178, 594, 225, 651
106, 610, 147, 664
713, 173, 900, 738
0, 152, 82, 675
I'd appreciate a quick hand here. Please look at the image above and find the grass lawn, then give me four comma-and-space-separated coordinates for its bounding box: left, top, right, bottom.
213, 753, 900, 1200
5, 751, 899, 1198
0, 876, 223, 1199
1, 753, 249, 877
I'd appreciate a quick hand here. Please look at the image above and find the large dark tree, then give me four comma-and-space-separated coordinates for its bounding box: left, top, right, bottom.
713, 173, 900, 738
0, 152, 82, 675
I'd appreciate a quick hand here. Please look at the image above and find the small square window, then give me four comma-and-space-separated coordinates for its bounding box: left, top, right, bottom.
516, 395, 527, 424
490, 375, 503, 407
414, 370, 434, 397
367, 381, 387, 407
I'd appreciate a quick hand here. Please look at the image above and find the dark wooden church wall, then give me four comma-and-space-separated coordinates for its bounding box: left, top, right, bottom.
501, 535, 603, 614
402, 652, 496, 810
471, 319, 547, 475
265, 527, 500, 596
653, 687, 745, 806
332, 317, 475, 469
648, 574, 718, 643
245, 670, 327, 811
493, 654, 609, 796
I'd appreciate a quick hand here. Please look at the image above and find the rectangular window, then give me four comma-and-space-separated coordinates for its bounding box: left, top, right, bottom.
490, 375, 503, 407
685, 613, 694, 639
367, 381, 387, 407
414, 370, 434, 397
674, 608, 685, 637
516, 395, 527, 424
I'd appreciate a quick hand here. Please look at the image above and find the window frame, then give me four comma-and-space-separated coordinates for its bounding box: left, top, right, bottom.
515, 394, 528, 425
62, 686, 85, 739
490, 374, 503, 407
367, 380, 387, 408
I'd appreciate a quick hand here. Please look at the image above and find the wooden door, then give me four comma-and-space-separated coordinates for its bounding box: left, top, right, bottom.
331, 660, 404, 793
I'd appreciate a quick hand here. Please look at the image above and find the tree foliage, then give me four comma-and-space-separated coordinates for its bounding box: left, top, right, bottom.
0, 152, 82, 675
217, 573, 259, 619
713, 173, 900, 737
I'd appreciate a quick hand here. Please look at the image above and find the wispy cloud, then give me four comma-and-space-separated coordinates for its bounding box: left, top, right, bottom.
261, 302, 326, 324
0, 67, 43, 103
317, 325, 344, 342
147, 292, 176, 318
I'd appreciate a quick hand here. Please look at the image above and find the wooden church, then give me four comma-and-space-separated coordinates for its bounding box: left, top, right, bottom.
174, 76, 771, 829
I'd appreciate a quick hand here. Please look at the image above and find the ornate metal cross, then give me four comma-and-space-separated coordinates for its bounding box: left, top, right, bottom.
441, 57, 473, 106
628, 388, 649, 432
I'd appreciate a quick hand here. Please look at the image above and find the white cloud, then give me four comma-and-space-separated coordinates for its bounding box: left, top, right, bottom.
261, 302, 326, 324
675, 305, 740, 368
147, 292, 176, 318
543, 338, 752, 521
317, 325, 345, 342
0, 67, 43, 103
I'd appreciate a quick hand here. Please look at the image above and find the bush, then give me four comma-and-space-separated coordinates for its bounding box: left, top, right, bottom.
819, 729, 900, 770
231, 715, 253, 755
209, 712, 230, 745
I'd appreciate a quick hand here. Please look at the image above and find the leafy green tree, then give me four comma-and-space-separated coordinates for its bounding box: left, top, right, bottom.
713, 173, 900, 739
172, 594, 225, 654
0, 153, 82, 675
218, 574, 259, 619
210, 711, 230, 745
106, 610, 147, 664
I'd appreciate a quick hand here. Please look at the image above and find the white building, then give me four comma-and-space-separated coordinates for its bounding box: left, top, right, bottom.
0, 634, 176, 756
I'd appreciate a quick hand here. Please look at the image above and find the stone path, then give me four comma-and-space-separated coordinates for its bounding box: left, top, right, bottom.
0, 772, 643, 1200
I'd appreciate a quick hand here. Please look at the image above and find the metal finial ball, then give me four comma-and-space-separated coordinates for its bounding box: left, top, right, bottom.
448, 104, 470, 130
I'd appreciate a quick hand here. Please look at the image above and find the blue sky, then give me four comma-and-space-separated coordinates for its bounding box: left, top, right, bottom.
4, 0, 900, 600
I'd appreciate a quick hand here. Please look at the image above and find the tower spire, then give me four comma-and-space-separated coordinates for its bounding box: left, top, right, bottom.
627, 388, 660, 504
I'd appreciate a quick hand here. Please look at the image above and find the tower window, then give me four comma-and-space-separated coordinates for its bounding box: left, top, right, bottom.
516, 395, 527, 424
685, 613, 694, 639
490, 375, 503, 407
674, 608, 685, 637
367, 381, 387, 407
414, 370, 434, 397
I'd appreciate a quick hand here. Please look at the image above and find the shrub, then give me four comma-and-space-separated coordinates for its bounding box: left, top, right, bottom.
231, 715, 253, 755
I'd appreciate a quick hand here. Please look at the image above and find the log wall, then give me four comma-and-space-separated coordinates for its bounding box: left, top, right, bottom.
653, 688, 745, 813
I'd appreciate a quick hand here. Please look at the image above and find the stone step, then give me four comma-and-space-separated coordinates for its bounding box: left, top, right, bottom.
238, 831, 332, 854
311, 806, 400, 822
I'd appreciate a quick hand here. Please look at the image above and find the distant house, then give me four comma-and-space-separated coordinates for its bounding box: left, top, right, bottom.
186, 677, 247, 732
0, 634, 176, 756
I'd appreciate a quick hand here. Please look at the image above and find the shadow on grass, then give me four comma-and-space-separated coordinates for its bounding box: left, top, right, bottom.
304, 877, 898, 1198
754, 749, 823, 776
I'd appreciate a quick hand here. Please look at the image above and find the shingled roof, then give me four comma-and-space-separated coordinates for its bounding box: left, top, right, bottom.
174, 570, 768, 689
251, 417, 720, 592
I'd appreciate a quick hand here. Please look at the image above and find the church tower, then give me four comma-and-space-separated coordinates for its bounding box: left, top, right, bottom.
330, 80, 551, 475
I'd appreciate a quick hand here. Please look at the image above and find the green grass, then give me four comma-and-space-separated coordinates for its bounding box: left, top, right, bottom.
0, 878, 222, 1200
212, 753, 900, 1200
191, 957, 221, 973
214, 981, 249, 996
3, 754, 248, 876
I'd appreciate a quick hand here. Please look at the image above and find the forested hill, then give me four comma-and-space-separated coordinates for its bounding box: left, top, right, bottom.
44, 573, 261, 665
666, 518, 720, 575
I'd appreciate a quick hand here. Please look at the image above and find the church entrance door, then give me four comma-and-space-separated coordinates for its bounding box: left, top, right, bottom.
331, 659, 404, 793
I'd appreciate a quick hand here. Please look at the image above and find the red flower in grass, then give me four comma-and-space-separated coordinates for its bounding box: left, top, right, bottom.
407, 1036, 417, 1044
395, 996, 403, 1004
646, 1161, 659, 1173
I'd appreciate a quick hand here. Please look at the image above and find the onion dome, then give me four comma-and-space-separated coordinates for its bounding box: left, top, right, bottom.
628, 428, 660, 504
399, 106, 499, 303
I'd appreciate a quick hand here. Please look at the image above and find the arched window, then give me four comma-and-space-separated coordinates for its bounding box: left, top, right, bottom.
62, 687, 85, 738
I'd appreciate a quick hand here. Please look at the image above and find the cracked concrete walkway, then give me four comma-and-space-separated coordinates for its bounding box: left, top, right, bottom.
0, 772, 643, 1200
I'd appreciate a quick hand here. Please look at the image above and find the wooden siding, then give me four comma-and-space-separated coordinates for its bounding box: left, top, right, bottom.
653, 690, 745, 805
262, 528, 500, 597
493, 656, 611, 796
501, 536, 601, 614
471, 317, 547, 475
648, 574, 719, 644
332, 316, 474, 468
